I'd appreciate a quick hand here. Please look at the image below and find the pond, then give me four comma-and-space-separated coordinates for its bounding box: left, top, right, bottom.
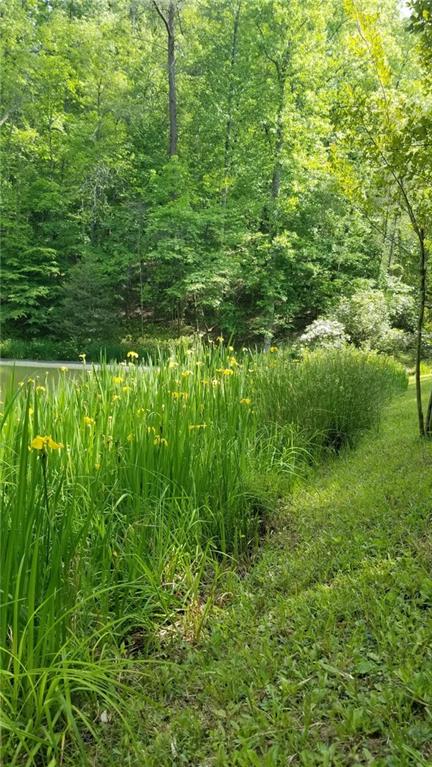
0, 359, 92, 395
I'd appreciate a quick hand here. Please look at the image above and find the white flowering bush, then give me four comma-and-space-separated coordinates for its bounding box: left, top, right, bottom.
300, 282, 417, 356
299, 319, 349, 350
335, 289, 390, 348
333, 286, 415, 353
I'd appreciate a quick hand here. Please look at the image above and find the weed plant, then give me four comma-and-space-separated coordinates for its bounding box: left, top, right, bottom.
0, 345, 406, 764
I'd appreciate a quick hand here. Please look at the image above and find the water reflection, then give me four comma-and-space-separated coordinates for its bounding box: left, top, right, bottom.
0, 361, 88, 394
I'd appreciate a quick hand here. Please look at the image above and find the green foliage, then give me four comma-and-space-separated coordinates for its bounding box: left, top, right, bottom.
1, 0, 420, 347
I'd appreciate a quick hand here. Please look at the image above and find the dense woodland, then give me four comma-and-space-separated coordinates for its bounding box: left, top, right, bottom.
1, 0, 431, 347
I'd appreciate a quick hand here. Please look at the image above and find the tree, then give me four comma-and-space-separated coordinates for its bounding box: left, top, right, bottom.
332, 0, 432, 435
152, 0, 178, 156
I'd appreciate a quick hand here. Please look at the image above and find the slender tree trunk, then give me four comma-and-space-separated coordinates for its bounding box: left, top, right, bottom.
387, 212, 399, 271
271, 81, 285, 201
153, 1, 177, 157
222, 0, 241, 207
415, 228, 427, 437
167, 1, 177, 157
263, 71, 286, 351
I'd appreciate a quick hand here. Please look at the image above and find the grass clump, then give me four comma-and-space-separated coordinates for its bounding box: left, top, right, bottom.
0, 345, 407, 764
254, 348, 408, 452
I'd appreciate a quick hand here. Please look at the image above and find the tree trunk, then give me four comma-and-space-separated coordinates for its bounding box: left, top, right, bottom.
263, 71, 286, 350
271, 87, 284, 201
153, 1, 177, 157
415, 228, 427, 437
222, 0, 241, 207
167, 1, 177, 157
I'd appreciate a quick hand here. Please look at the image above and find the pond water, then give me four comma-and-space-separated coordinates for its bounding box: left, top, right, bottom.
0, 360, 90, 395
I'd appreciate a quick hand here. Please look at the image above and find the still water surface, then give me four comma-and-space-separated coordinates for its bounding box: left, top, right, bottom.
0, 360, 91, 394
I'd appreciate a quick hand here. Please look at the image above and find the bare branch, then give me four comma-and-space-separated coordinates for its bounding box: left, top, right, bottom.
152, 1, 171, 38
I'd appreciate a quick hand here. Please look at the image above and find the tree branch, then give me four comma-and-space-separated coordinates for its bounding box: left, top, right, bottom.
152, 1, 171, 38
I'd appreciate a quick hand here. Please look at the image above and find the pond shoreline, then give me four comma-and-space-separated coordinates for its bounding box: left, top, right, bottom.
0, 358, 99, 370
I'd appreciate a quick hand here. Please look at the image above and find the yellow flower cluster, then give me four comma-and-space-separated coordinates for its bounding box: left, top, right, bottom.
171, 391, 189, 400
127, 350, 139, 360
31, 435, 63, 450
240, 398, 252, 406
83, 416, 95, 426
153, 435, 168, 447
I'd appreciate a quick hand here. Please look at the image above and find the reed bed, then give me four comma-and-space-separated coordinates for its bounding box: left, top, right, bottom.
0, 344, 406, 764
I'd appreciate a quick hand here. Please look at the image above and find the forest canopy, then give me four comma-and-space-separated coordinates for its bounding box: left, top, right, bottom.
0, 0, 431, 347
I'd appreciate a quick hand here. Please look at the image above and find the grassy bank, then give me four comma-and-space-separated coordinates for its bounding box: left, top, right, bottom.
0, 335, 186, 364
0, 348, 408, 764
85, 378, 431, 767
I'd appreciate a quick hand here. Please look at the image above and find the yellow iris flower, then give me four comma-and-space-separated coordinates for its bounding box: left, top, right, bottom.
31, 435, 63, 450
153, 435, 168, 447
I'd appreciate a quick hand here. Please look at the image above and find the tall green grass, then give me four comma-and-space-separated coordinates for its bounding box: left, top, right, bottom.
0, 345, 406, 764
254, 348, 408, 452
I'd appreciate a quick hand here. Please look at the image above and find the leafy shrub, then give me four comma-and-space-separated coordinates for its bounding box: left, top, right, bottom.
302, 283, 417, 355
384, 275, 416, 331
374, 327, 413, 355
334, 288, 390, 348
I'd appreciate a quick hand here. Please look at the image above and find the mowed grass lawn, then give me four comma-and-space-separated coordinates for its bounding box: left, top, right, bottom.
89, 378, 432, 767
